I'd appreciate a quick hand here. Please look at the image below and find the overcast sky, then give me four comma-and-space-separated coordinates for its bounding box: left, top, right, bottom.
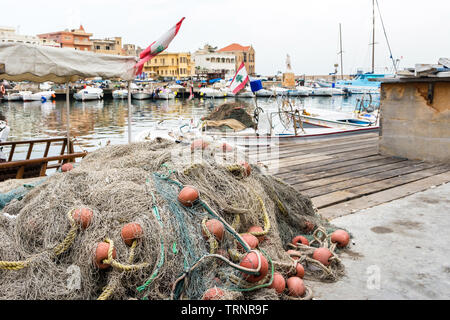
2, 0, 449, 75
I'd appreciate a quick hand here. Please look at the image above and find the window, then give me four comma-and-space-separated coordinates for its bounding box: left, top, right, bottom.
96, 45, 100, 50
172, 58, 174, 65
106, 46, 110, 50
221, 58, 225, 63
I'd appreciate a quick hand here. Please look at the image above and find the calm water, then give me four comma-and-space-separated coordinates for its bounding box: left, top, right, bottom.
0, 95, 379, 160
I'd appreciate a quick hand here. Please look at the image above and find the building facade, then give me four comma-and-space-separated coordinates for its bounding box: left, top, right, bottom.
143, 52, 192, 80
0, 27, 40, 45
192, 49, 236, 78
92, 37, 124, 55
38, 25, 93, 51
123, 44, 143, 57
218, 43, 255, 76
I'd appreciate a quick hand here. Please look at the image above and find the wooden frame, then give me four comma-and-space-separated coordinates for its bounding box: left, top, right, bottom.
0, 137, 87, 181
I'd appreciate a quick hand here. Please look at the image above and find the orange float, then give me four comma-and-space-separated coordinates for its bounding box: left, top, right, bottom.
177, 186, 199, 207
202, 287, 224, 300
304, 221, 315, 233
247, 225, 265, 242
202, 219, 225, 241
295, 263, 305, 278
287, 277, 306, 297
331, 230, 350, 248
61, 163, 73, 172
240, 251, 268, 283
312, 248, 333, 266
269, 272, 286, 294
95, 242, 116, 269
240, 161, 251, 177
238, 233, 259, 251
190, 139, 209, 152
222, 143, 233, 152
286, 249, 300, 260
292, 235, 309, 247
72, 208, 93, 229
121, 222, 144, 246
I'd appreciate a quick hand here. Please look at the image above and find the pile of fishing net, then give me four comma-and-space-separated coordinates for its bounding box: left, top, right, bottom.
0, 139, 347, 300
202, 101, 256, 131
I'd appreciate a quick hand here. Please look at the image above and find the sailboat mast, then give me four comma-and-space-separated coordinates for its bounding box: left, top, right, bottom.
371, 0, 375, 73
339, 23, 344, 80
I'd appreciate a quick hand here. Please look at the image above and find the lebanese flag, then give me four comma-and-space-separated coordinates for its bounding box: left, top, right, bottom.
134, 17, 185, 75
229, 62, 249, 94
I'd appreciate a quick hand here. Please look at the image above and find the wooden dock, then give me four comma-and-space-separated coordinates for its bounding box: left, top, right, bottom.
248, 132, 450, 220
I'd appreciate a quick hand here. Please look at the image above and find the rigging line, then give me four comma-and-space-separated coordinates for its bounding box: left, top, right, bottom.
376, 0, 397, 74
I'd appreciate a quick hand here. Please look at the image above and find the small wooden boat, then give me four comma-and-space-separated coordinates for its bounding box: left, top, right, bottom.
0, 137, 87, 182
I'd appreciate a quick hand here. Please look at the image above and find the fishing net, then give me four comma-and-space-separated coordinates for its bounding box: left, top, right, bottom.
203, 101, 256, 130
0, 138, 347, 300
0, 178, 46, 210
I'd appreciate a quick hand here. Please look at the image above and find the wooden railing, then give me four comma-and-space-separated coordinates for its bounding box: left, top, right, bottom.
0, 137, 87, 181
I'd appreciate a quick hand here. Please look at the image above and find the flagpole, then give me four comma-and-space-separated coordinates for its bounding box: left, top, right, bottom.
127, 80, 132, 143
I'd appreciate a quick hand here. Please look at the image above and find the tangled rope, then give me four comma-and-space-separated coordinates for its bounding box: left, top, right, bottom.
1, 209, 82, 270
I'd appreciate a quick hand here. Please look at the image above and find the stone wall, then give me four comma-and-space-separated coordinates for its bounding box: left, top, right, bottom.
379, 81, 450, 162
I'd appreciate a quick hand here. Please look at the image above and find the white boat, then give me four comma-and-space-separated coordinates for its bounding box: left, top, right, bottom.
22, 91, 55, 102
236, 87, 254, 98
199, 87, 226, 98
156, 89, 176, 100
296, 86, 312, 97
309, 87, 333, 97
2, 92, 26, 101
271, 86, 290, 97
112, 89, 128, 99
255, 88, 273, 97
74, 87, 103, 101
132, 88, 152, 100
299, 107, 378, 129
220, 87, 235, 97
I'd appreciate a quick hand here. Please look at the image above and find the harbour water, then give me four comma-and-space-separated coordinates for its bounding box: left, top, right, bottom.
0, 94, 380, 160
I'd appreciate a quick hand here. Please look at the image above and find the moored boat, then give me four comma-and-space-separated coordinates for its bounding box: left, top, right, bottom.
73, 87, 103, 101
112, 89, 128, 99
22, 91, 55, 102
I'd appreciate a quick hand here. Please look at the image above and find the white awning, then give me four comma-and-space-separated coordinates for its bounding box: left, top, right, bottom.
0, 43, 138, 83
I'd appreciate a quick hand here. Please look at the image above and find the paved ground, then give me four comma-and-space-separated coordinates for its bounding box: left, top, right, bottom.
311, 182, 450, 300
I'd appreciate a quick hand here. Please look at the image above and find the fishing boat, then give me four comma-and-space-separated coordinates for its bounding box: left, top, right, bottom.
255, 88, 273, 97
132, 88, 152, 100
295, 86, 311, 97
199, 87, 226, 98
1, 92, 25, 101
112, 89, 128, 99
22, 91, 55, 102
236, 88, 254, 98
156, 89, 176, 100
73, 87, 103, 101
299, 106, 378, 129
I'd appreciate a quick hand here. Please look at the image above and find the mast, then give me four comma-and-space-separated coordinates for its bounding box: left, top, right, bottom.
339, 23, 344, 80
371, 0, 375, 73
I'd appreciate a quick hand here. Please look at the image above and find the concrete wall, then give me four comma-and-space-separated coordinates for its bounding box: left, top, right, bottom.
379, 81, 450, 162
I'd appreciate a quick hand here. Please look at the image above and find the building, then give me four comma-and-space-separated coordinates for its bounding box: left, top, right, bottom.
0, 26, 40, 45
123, 44, 143, 57
218, 43, 255, 76
143, 52, 192, 80
38, 25, 93, 51
92, 37, 124, 55
192, 45, 236, 78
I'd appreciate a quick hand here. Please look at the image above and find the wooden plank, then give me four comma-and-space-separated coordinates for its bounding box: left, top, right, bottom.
273, 149, 380, 175
281, 157, 406, 184
278, 132, 378, 146
277, 154, 387, 177
0, 63, 4, 73
25, 142, 34, 160
318, 171, 450, 219
294, 160, 422, 191
247, 136, 378, 159
43, 141, 51, 158
8, 143, 16, 162
311, 165, 450, 209
302, 161, 435, 197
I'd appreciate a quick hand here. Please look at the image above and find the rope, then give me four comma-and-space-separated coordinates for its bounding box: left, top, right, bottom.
103, 238, 149, 272
53, 209, 79, 256
247, 188, 271, 239
0, 260, 30, 271
1, 209, 80, 270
